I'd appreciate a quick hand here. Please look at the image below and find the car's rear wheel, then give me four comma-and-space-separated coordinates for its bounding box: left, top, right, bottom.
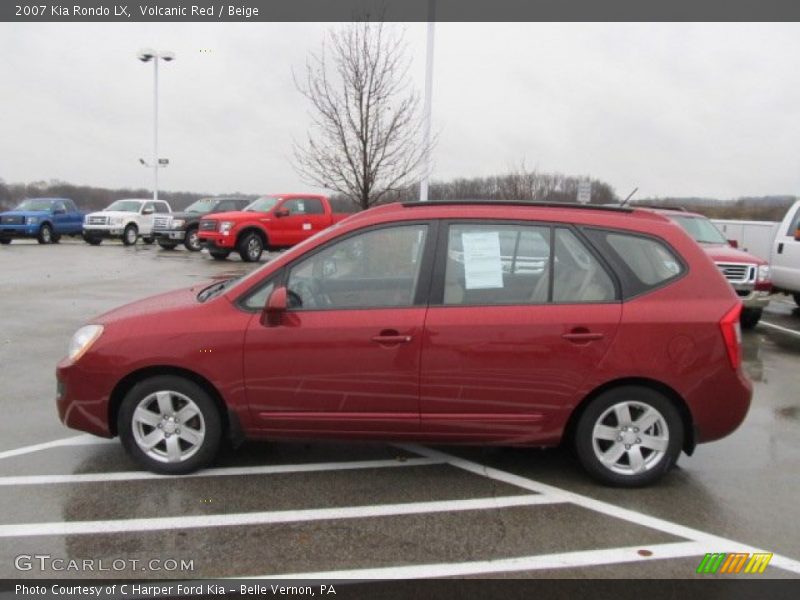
184, 227, 201, 252
37, 224, 53, 244
238, 232, 264, 262
118, 375, 222, 475
740, 308, 762, 329
123, 224, 138, 246
0, 239, 11, 245
209, 249, 230, 261
574, 386, 683, 487
158, 241, 177, 250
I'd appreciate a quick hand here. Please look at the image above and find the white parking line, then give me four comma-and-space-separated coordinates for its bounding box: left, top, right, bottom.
759, 320, 800, 338
261, 541, 708, 579
401, 444, 800, 575
0, 457, 444, 486
0, 494, 560, 538
0, 434, 115, 461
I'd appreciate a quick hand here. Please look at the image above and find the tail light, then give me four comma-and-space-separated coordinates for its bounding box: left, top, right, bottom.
719, 304, 742, 370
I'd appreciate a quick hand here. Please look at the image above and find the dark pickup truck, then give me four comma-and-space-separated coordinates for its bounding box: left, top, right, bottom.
0, 198, 85, 244
152, 196, 251, 251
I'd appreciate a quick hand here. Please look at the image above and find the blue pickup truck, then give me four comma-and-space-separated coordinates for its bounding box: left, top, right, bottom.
0, 198, 85, 244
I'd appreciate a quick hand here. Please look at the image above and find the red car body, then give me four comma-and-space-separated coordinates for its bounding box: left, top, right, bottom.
57, 202, 751, 482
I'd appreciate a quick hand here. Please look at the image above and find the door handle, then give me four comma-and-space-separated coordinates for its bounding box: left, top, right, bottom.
562, 331, 604, 343
778, 243, 784, 254
371, 330, 413, 345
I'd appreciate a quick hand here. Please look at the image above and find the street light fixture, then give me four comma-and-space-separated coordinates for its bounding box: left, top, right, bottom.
137, 48, 175, 202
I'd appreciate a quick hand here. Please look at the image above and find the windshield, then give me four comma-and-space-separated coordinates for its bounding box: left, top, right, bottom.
244, 196, 280, 212
670, 215, 728, 244
15, 199, 55, 211
105, 200, 143, 213
185, 198, 218, 213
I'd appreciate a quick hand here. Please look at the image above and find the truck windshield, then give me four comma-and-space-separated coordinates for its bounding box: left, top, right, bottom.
15, 199, 55, 211
185, 198, 218, 213
105, 200, 143, 213
244, 196, 280, 212
670, 215, 728, 245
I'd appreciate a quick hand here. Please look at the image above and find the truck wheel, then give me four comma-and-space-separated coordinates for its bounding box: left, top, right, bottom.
209, 250, 230, 261
143, 236, 155, 245
51, 233, 61, 243
184, 227, 201, 252
84, 235, 102, 246
37, 224, 53, 244
118, 375, 222, 475
0, 239, 11, 245
740, 308, 762, 329
574, 386, 683, 487
794, 293, 800, 308
158, 241, 177, 250
238, 232, 264, 262
123, 224, 138, 246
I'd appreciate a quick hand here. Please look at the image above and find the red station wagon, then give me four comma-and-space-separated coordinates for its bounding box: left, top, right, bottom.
56, 201, 752, 486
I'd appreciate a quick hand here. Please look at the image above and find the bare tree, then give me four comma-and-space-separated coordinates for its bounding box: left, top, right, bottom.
293, 21, 431, 211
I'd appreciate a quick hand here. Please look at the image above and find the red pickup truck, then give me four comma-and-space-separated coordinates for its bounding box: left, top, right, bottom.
198, 194, 348, 262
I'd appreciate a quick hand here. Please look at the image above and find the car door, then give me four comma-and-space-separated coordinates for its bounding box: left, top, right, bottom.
419, 222, 622, 444
242, 222, 433, 434
140, 202, 156, 234
64, 199, 81, 233
272, 198, 320, 245
772, 203, 800, 290
51, 200, 69, 233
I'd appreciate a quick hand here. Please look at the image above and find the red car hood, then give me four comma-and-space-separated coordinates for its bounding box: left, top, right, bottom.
199, 210, 266, 222
92, 285, 207, 325
699, 243, 766, 265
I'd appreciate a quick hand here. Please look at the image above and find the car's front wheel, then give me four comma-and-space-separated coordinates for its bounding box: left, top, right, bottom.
574, 386, 683, 487
37, 224, 53, 244
118, 375, 222, 474
158, 241, 177, 250
123, 224, 138, 246
238, 232, 264, 262
184, 227, 201, 251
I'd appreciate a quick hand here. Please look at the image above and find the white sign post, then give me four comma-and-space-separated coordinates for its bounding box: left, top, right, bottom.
577, 180, 591, 204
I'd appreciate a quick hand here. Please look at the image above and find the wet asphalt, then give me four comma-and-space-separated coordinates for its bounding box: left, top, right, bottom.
0, 239, 799, 580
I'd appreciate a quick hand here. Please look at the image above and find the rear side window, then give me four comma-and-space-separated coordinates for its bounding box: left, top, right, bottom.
553, 229, 616, 303
786, 205, 800, 236
583, 228, 684, 298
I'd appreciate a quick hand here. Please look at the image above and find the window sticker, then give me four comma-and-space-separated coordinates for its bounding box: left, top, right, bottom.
462, 231, 504, 289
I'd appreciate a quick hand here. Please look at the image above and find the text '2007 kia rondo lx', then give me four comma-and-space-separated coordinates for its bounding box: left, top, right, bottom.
57, 201, 752, 486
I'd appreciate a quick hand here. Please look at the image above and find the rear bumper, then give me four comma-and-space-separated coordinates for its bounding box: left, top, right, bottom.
690, 367, 752, 444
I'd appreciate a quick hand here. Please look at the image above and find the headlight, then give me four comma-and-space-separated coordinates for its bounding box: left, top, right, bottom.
220, 221, 234, 233
26, 216, 39, 224
67, 325, 104, 363
172, 219, 185, 228
757, 265, 770, 282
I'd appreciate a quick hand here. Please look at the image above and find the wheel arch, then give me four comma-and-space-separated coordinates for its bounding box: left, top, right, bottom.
563, 377, 696, 455
236, 226, 268, 247
108, 365, 242, 445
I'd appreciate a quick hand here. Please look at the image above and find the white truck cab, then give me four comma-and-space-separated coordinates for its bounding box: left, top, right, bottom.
771, 199, 800, 305
83, 199, 172, 246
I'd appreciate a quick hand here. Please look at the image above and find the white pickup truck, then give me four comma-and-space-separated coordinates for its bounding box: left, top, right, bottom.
713, 199, 800, 307
83, 199, 172, 246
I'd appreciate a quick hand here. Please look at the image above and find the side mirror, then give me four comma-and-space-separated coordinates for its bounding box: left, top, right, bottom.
262, 286, 288, 326
274, 207, 290, 218
142, 207, 155, 215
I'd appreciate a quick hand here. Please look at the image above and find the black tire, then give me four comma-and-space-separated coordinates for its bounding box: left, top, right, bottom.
237, 232, 264, 262
0, 239, 10, 245
117, 375, 222, 475
740, 308, 762, 329
123, 224, 138, 246
51, 233, 61, 243
84, 235, 102, 246
143, 236, 155, 245
37, 223, 53, 244
794, 293, 800, 308
184, 227, 201, 252
158, 241, 178, 250
209, 250, 230, 261
574, 386, 683, 487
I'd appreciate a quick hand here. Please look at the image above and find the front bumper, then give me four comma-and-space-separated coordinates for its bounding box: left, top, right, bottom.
154, 229, 186, 241
56, 357, 114, 438
0, 225, 40, 238
733, 285, 771, 309
199, 231, 235, 249
83, 226, 125, 238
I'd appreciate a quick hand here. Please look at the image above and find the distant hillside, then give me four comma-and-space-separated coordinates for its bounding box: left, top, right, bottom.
633, 196, 795, 221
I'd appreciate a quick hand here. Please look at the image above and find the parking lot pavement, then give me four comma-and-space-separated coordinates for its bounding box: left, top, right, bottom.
1, 241, 799, 579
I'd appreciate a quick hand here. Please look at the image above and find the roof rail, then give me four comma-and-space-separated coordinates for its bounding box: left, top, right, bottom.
632, 204, 688, 212
400, 200, 634, 213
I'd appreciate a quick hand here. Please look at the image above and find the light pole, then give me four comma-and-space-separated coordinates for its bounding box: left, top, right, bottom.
419, 0, 435, 202
137, 48, 175, 202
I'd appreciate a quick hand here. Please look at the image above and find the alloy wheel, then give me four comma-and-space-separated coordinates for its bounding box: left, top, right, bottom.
130, 390, 206, 464
591, 401, 669, 476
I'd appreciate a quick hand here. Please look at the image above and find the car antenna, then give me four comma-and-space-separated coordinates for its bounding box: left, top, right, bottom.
620, 187, 639, 206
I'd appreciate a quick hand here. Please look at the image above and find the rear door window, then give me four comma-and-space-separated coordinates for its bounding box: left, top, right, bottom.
553, 228, 617, 303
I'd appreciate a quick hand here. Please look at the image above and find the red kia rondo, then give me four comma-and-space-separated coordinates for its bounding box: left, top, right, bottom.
56, 201, 752, 486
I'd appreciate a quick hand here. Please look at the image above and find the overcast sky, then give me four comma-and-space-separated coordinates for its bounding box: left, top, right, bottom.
2, 22, 800, 200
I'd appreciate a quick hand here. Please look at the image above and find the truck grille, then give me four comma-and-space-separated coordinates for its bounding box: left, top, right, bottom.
199, 220, 217, 231
0, 216, 24, 225
153, 215, 172, 230
716, 262, 756, 284
87, 215, 108, 225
